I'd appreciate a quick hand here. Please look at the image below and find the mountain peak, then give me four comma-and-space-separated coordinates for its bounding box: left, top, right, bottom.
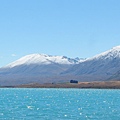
3, 53, 80, 68
112, 45, 120, 50
83, 45, 120, 61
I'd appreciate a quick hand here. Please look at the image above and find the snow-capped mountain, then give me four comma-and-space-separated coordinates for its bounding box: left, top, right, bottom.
0, 54, 81, 74
0, 46, 120, 86
3, 54, 79, 68
63, 46, 120, 81
0, 54, 81, 85
86, 45, 120, 61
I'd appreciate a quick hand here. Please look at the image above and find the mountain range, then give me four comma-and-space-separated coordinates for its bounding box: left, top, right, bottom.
62, 46, 120, 81
0, 46, 120, 86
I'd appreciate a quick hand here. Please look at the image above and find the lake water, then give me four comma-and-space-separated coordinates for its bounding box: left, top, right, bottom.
0, 88, 120, 120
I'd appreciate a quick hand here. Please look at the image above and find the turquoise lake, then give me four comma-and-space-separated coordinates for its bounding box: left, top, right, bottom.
0, 88, 120, 120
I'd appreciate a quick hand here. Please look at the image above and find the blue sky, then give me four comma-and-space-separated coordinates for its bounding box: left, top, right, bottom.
0, 0, 120, 67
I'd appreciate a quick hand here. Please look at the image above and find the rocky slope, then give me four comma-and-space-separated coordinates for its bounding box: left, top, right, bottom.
62, 46, 120, 81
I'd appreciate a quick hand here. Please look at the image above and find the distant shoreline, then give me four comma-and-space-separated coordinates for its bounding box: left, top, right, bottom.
1, 81, 120, 89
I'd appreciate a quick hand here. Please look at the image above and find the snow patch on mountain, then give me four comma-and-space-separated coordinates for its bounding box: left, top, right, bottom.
81, 45, 120, 62
3, 54, 81, 68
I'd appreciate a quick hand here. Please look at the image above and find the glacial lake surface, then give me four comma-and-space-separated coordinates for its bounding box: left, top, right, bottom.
0, 88, 120, 120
